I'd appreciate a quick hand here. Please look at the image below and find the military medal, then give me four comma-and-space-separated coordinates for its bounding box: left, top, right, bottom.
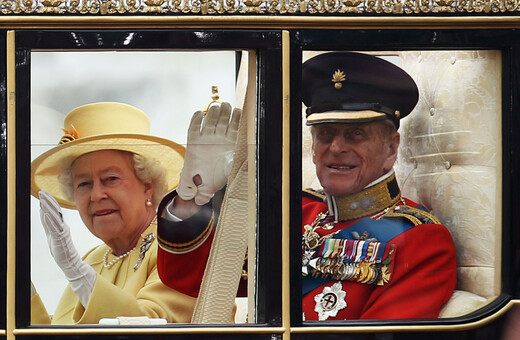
302, 211, 340, 274
314, 281, 347, 320
302, 249, 316, 276
308, 236, 395, 286
302, 207, 398, 286
303, 212, 328, 250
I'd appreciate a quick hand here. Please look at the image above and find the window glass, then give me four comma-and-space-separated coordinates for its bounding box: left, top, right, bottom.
30, 50, 254, 324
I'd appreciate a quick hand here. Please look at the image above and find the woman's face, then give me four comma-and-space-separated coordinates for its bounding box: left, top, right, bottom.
71, 150, 154, 250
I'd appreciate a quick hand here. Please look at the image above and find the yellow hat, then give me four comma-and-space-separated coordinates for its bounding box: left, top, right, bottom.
31, 102, 185, 209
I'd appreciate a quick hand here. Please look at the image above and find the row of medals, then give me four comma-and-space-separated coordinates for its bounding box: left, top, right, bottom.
302, 212, 385, 286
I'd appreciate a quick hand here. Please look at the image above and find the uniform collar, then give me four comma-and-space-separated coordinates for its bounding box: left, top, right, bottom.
325, 171, 401, 222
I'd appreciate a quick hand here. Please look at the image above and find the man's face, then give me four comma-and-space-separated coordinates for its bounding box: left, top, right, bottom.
311, 120, 399, 197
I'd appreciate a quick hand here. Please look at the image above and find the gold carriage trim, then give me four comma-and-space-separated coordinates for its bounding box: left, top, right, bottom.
1, 0, 518, 15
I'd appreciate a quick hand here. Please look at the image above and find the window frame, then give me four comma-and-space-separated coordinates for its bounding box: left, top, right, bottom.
8, 28, 284, 336
289, 29, 519, 333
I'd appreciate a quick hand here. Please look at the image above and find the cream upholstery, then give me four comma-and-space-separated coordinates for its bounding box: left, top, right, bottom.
301, 50, 503, 318
397, 50, 502, 317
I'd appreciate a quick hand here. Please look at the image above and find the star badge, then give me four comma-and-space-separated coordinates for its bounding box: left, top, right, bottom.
313, 281, 347, 320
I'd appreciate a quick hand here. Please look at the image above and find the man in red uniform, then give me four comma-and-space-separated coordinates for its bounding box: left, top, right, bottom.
300, 51, 456, 320
156, 51, 457, 321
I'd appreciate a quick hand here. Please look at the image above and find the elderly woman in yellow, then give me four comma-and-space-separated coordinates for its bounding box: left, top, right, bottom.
30, 102, 191, 324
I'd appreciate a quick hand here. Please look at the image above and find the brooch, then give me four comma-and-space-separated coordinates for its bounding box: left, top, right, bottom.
133, 233, 155, 271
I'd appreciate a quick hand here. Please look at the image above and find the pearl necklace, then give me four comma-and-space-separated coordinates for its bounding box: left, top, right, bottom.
102, 215, 157, 269
103, 246, 136, 269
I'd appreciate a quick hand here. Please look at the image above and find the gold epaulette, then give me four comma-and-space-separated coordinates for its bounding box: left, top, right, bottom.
383, 205, 441, 226
303, 188, 326, 200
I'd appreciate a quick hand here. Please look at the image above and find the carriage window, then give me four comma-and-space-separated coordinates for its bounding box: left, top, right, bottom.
300, 49, 502, 321
29, 48, 261, 325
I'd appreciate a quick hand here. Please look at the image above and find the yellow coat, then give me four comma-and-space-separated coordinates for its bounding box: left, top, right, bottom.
31, 222, 196, 324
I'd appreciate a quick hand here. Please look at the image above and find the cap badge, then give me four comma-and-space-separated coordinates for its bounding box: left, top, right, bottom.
59, 125, 79, 145
331, 69, 346, 90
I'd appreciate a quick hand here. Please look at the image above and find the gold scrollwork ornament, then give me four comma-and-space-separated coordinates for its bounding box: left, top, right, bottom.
242, 0, 264, 12
143, 0, 167, 13
2, 0, 520, 14
433, 0, 454, 12
339, 0, 363, 13
38, 0, 64, 13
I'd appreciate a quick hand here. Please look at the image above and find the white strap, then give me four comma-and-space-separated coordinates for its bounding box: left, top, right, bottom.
191, 51, 256, 323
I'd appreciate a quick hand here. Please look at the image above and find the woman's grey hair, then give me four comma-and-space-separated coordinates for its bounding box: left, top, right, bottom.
58, 150, 168, 207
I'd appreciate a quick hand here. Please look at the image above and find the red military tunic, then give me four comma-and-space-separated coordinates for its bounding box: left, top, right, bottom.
156, 189, 247, 298
302, 173, 457, 320
156, 190, 215, 298
156, 174, 456, 320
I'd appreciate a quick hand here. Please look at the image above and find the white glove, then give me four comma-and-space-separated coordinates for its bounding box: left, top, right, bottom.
39, 190, 96, 308
177, 102, 242, 205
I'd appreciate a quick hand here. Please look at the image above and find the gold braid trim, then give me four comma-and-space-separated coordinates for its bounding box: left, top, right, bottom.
158, 215, 214, 253
383, 205, 441, 226
303, 188, 326, 200
333, 173, 401, 221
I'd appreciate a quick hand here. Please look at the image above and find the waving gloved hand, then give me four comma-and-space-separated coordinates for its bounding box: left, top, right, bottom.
39, 190, 96, 308
177, 102, 242, 205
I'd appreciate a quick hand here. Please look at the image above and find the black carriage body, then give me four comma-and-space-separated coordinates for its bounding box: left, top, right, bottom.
1, 25, 519, 340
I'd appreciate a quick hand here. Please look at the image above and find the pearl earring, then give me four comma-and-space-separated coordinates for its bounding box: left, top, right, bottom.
146, 199, 152, 207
